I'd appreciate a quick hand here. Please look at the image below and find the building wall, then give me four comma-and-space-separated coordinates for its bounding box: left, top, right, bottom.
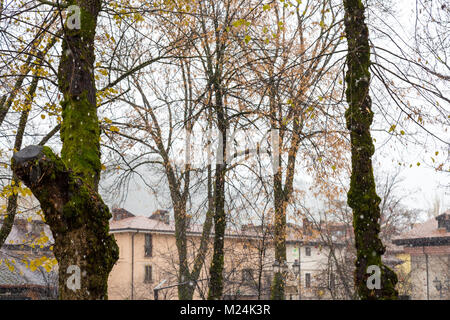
393, 253, 412, 297
286, 243, 338, 300
108, 231, 273, 300
404, 246, 450, 300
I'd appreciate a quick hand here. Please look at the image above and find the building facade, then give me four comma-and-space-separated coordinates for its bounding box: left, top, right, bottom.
393, 213, 450, 300
284, 220, 350, 300
107, 208, 274, 300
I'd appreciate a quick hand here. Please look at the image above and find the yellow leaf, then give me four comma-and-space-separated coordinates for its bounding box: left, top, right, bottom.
388, 124, 396, 132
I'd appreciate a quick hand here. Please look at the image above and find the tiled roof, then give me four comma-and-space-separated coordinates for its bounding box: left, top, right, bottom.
393, 213, 450, 246
384, 241, 405, 254
285, 221, 350, 245
0, 218, 57, 289
0, 219, 54, 247
0, 252, 57, 287
109, 211, 262, 239
110, 215, 182, 233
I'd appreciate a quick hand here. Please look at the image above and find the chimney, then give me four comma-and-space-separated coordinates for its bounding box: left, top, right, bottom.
186, 214, 192, 229
112, 208, 135, 221
150, 210, 170, 225
436, 213, 450, 232
303, 218, 312, 236
31, 221, 44, 238
15, 218, 28, 235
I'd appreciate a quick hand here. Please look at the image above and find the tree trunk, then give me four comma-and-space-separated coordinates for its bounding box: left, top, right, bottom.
11, 0, 119, 300
208, 83, 227, 300
343, 0, 398, 300
12, 146, 118, 299
271, 172, 287, 300
0, 35, 57, 247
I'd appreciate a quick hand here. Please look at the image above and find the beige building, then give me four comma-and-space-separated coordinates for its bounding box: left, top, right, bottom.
393, 212, 450, 300
284, 220, 351, 300
107, 208, 274, 300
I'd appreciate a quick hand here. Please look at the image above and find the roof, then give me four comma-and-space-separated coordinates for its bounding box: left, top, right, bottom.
0, 218, 57, 290
0, 250, 57, 288
109, 211, 262, 239
0, 262, 56, 288
285, 220, 350, 246
384, 241, 405, 254
392, 213, 450, 247
0, 218, 54, 248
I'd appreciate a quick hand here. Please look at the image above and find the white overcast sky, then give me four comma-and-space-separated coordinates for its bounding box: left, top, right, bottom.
99, 0, 449, 220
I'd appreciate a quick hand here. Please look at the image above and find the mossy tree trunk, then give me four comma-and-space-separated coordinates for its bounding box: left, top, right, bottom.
208, 78, 227, 300
269, 82, 302, 300
11, 0, 118, 300
270, 174, 287, 300
343, 0, 398, 299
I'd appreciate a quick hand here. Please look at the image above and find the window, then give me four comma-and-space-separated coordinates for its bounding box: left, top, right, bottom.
144, 265, 152, 283
264, 271, 272, 288
305, 273, 311, 288
305, 247, 311, 256
242, 269, 254, 284
145, 234, 152, 257
329, 273, 335, 290
31, 223, 44, 236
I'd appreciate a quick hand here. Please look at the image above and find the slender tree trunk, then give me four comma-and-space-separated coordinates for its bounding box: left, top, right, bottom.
343, 0, 398, 299
174, 205, 190, 299
271, 172, 287, 300
135, 82, 214, 300
185, 151, 215, 299
208, 82, 227, 300
0, 17, 58, 127
0, 40, 54, 247
12, 0, 119, 300
0, 78, 36, 248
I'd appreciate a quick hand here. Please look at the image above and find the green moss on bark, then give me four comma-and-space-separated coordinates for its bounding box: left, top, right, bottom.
343, 0, 398, 300
13, 146, 119, 299
60, 91, 101, 187
11, 0, 119, 300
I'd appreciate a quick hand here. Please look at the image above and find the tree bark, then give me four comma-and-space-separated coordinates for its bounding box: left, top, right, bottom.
11, 0, 119, 299
0, 40, 54, 248
343, 0, 398, 299
207, 86, 227, 300
12, 146, 118, 299
271, 176, 287, 300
